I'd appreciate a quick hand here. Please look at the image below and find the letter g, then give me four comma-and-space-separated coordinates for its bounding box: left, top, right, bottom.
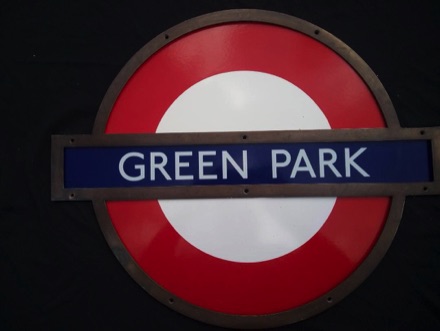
119, 152, 145, 182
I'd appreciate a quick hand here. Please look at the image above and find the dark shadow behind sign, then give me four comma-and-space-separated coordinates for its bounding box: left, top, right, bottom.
2, 1, 440, 331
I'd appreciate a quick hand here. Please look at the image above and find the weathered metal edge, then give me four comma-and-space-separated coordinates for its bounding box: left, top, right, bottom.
58, 127, 438, 146
52, 183, 438, 201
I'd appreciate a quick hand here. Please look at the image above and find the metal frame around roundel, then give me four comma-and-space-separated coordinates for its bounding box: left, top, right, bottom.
91, 9, 403, 329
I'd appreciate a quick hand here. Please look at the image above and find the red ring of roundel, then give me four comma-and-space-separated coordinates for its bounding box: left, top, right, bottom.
104, 23, 390, 315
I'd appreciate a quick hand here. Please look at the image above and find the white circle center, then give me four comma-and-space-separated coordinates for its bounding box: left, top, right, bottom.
156, 71, 336, 263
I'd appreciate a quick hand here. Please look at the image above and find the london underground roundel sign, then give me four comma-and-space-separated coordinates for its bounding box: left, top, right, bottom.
52, 10, 440, 329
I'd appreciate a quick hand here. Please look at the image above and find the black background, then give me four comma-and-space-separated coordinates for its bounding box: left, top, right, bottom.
1, 1, 439, 330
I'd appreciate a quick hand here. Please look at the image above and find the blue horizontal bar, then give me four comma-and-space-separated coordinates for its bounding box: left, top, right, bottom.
64, 140, 432, 188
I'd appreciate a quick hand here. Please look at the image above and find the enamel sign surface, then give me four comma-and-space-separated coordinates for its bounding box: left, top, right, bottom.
52, 10, 440, 329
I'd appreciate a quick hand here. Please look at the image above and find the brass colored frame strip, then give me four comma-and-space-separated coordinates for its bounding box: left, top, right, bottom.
431, 130, 440, 181
55, 183, 438, 202
60, 127, 437, 146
